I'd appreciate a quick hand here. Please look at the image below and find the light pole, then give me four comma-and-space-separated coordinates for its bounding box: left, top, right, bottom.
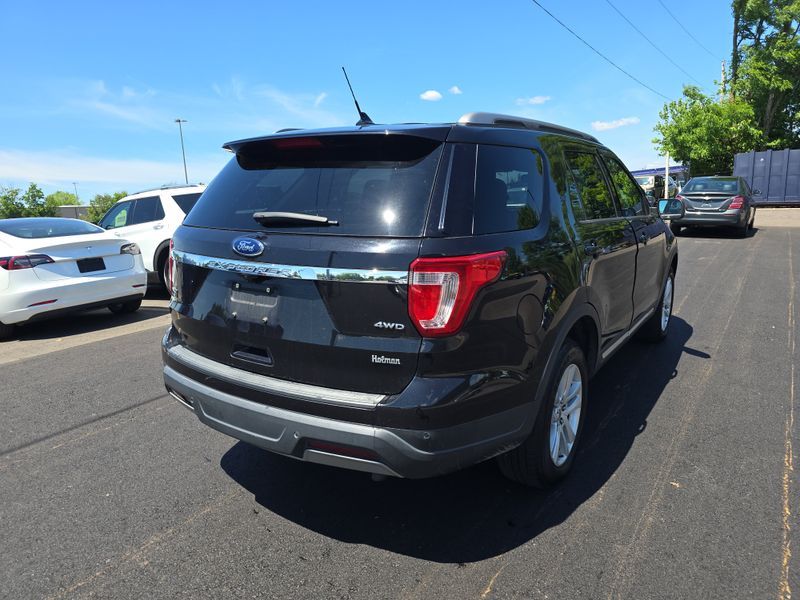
72, 182, 79, 203
175, 118, 188, 185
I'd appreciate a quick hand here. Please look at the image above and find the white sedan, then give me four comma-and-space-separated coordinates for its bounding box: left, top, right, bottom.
0, 217, 147, 340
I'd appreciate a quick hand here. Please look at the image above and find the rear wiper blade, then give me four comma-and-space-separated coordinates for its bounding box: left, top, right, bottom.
252, 211, 339, 226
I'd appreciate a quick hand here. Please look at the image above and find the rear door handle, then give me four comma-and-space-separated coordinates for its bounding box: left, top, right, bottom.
153, 223, 165, 230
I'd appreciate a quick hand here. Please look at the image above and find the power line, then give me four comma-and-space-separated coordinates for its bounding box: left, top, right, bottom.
529, 0, 671, 101
655, 0, 719, 59
603, 0, 705, 87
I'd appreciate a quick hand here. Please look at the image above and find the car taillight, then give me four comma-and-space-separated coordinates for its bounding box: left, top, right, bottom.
729, 195, 745, 209
0, 254, 54, 270
408, 250, 506, 337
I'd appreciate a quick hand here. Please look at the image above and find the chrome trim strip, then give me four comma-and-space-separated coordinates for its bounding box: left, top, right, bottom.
172, 250, 408, 284
601, 306, 656, 360
302, 450, 401, 477
168, 344, 387, 407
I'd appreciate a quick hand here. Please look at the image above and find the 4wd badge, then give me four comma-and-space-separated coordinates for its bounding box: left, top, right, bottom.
374, 321, 405, 331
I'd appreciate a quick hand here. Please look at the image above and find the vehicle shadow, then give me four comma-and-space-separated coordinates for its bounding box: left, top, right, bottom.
221, 317, 703, 563
10, 285, 170, 342
677, 225, 758, 239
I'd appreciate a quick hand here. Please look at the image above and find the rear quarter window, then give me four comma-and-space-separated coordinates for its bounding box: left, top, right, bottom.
473, 145, 545, 235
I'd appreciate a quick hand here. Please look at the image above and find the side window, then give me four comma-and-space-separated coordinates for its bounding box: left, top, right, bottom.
474, 145, 544, 234
129, 196, 164, 225
563, 151, 616, 220
98, 201, 132, 229
603, 156, 646, 217
172, 193, 202, 215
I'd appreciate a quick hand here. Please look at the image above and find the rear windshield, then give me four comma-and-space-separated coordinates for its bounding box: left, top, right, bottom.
0, 218, 103, 238
184, 135, 443, 236
682, 178, 739, 194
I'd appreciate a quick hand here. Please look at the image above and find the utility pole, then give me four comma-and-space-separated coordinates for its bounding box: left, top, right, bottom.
72, 182, 79, 203
175, 118, 189, 185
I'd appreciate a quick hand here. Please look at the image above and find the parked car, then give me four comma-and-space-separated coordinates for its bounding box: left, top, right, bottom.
0, 217, 147, 340
668, 176, 756, 237
97, 184, 206, 289
161, 112, 678, 487
635, 174, 678, 200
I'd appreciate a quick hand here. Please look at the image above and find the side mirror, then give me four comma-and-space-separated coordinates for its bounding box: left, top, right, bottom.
658, 198, 685, 220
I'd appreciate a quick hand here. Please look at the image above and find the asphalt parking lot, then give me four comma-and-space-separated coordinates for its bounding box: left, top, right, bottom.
1, 210, 798, 600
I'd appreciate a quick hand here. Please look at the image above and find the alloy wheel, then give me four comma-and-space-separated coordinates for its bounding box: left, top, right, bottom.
549, 363, 582, 467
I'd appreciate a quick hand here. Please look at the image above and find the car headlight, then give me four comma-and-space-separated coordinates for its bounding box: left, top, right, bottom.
120, 243, 141, 255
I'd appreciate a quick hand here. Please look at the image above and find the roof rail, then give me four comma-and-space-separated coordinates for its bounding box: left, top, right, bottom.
129, 183, 205, 196
457, 112, 599, 143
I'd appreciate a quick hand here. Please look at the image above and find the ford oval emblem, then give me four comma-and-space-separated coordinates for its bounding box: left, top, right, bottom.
232, 237, 265, 257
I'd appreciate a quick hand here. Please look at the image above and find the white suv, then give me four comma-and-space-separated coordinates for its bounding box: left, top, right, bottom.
98, 184, 206, 288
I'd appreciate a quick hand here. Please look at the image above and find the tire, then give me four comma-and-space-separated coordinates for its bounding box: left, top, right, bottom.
108, 297, 143, 314
736, 221, 748, 238
637, 269, 675, 342
669, 223, 682, 236
157, 250, 170, 291
0, 321, 15, 341
498, 339, 588, 488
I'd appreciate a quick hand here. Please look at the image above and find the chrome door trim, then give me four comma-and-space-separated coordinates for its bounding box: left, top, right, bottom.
172, 250, 408, 284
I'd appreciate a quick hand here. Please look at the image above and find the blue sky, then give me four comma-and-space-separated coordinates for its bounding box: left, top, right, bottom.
0, 0, 731, 202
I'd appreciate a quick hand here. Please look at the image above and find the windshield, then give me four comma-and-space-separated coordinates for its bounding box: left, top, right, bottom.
184, 135, 443, 237
682, 178, 739, 194
0, 218, 104, 239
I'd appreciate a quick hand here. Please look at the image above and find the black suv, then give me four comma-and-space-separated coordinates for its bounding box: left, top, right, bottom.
162, 112, 678, 487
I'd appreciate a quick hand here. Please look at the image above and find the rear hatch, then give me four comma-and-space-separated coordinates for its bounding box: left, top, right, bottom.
171, 130, 449, 395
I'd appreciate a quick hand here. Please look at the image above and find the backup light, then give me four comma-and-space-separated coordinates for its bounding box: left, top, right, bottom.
408, 251, 506, 337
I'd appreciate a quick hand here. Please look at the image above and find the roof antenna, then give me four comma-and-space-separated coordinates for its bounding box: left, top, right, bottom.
341, 67, 374, 126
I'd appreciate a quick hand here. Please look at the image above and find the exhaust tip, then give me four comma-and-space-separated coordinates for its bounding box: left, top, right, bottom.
166, 386, 194, 411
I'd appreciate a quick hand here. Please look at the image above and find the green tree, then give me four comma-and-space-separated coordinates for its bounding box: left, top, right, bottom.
86, 191, 128, 224
730, 0, 800, 147
653, 86, 763, 176
0, 183, 58, 218
44, 190, 80, 215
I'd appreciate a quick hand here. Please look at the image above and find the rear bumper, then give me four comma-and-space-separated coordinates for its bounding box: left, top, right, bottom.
0, 269, 147, 325
162, 339, 532, 479
673, 210, 745, 227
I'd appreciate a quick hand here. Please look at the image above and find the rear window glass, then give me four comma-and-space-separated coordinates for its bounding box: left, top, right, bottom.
474, 145, 544, 234
682, 178, 739, 193
184, 135, 443, 237
0, 218, 104, 238
173, 193, 202, 214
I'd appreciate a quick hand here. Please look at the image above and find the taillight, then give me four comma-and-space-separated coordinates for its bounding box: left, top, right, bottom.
408, 250, 506, 337
729, 195, 745, 209
0, 254, 54, 270
120, 243, 140, 255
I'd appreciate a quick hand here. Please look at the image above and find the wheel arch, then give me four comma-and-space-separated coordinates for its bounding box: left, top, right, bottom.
154, 239, 171, 273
